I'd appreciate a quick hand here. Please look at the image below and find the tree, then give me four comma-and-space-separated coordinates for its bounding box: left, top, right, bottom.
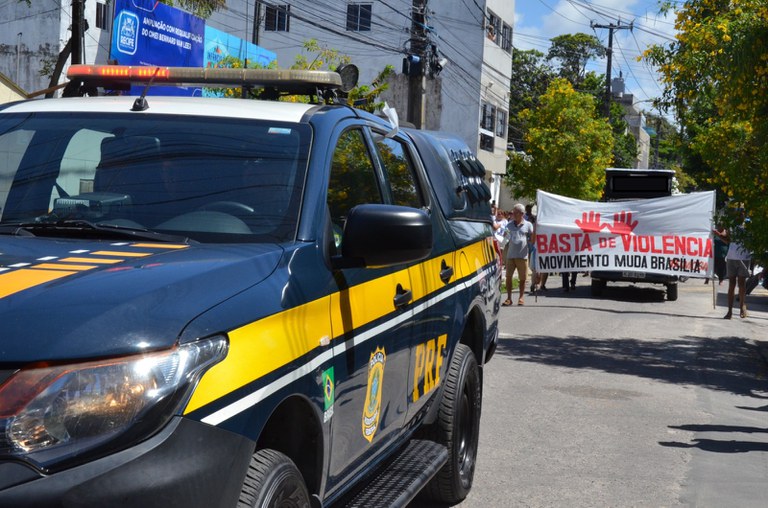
504, 78, 614, 201
547, 33, 606, 86
163, 0, 225, 19
644, 0, 768, 258
508, 49, 555, 150
609, 102, 638, 168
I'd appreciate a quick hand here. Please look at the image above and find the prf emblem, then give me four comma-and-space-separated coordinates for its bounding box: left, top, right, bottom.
362, 347, 386, 443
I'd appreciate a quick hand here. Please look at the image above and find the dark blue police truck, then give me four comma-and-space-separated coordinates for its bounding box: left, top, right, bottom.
0, 65, 500, 507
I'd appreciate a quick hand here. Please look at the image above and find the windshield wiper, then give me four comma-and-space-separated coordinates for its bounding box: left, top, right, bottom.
0, 220, 196, 244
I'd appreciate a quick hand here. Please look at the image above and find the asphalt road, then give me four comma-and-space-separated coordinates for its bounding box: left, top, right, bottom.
453, 277, 768, 507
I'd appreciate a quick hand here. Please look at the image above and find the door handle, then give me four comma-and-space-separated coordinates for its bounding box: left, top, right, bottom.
393, 284, 412, 308
440, 260, 454, 284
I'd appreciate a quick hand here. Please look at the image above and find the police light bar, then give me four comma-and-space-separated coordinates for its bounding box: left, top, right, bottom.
66, 65, 343, 93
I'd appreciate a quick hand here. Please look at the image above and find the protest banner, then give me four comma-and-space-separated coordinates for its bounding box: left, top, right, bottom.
534, 190, 716, 278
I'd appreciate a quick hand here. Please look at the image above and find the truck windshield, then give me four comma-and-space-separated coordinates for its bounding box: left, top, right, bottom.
0, 112, 311, 243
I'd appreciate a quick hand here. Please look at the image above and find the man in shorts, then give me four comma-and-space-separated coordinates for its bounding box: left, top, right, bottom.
503, 203, 534, 306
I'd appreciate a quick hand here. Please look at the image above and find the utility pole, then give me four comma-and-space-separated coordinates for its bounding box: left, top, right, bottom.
71, 0, 87, 65
591, 20, 632, 118
407, 0, 429, 128
654, 116, 661, 168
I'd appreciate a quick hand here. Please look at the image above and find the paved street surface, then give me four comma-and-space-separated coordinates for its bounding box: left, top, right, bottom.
452, 277, 768, 507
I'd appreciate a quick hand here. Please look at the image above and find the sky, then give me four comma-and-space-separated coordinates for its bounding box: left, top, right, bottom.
513, 0, 678, 111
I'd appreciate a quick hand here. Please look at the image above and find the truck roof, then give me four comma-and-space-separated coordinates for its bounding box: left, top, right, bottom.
0, 95, 319, 123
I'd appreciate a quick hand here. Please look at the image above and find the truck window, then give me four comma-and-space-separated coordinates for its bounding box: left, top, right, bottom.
327, 129, 383, 245
603, 168, 674, 201
374, 136, 424, 209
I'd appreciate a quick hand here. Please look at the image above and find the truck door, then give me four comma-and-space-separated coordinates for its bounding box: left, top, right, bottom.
369, 131, 458, 418
325, 125, 415, 489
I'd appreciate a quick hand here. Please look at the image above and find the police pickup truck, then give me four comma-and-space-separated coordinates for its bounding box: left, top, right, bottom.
0, 65, 500, 507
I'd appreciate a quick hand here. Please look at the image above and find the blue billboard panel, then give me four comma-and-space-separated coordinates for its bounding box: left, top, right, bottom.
111, 0, 204, 95
204, 26, 276, 69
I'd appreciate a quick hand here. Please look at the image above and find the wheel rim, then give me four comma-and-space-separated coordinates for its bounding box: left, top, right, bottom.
457, 383, 476, 481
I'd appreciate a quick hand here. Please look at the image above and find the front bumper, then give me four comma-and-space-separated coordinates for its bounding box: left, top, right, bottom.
0, 417, 254, 508
590, 271, 678, 285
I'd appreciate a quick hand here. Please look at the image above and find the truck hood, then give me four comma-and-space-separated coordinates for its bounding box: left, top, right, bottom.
0, 237, 283, 363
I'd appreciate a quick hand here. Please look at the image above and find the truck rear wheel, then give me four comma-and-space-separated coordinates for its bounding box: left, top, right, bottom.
237, 449, 310, 508
424, 343, 481, 505
591, 278, 605, 296
666, 282, 678, 301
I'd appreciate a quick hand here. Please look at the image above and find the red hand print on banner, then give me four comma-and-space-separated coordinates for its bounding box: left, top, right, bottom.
575, 211, 605, 233
605, 211, 638, 234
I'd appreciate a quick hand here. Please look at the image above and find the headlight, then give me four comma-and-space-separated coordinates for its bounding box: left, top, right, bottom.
0, 336, 227, 471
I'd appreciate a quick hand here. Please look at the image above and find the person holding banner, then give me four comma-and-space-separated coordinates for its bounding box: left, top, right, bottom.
713, 223, 751, 319
503, 203, 534, 306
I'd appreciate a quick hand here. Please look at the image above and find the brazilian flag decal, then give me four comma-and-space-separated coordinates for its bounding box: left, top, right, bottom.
322, 367, 335, 423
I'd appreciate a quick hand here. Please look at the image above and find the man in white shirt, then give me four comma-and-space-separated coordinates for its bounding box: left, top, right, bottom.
503, 203, 534, 306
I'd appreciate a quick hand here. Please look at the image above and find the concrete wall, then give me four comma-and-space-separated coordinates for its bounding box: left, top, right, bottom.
0, 1, 112, 95
0, 3, 62, 94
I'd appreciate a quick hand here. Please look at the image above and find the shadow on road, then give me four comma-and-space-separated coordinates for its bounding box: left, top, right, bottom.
494, 334, 768, 397
658, 438, 768, 453
670, 424, 768, 433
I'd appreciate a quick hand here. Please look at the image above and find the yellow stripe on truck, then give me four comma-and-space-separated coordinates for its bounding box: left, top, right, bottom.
185, 238, 497, 418
0, 269, 77, 299
185, 295, 333, 414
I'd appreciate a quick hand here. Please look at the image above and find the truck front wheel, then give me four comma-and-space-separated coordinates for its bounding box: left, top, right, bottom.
424, 343, 481, 505
237, 449, 310, 508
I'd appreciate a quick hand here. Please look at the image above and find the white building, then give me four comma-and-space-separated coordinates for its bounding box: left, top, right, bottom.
1, 0, 513, 204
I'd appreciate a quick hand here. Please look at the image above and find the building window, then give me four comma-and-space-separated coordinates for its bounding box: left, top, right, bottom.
481, 102, 496, 132
487, 10, 501, 45
496, 109, 508, 138
480, 133, 494, 152
501, 23, 512, 52
95, 2, 108, 30
265, 4, 290, 32
347, 3, 372, 31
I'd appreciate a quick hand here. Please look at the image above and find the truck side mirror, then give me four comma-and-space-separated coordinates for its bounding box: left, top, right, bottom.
333, 204, 432, 269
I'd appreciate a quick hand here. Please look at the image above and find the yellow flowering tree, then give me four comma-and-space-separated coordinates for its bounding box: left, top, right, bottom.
644, 0, 768, 256
504, 78, 613, 201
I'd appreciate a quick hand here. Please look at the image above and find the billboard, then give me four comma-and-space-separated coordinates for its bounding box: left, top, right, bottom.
111, 0, 204, 68
110, 1, 276, 96
204, 26, 275, 69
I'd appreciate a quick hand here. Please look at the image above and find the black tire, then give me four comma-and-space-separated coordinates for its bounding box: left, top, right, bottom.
591, 278, 604, 297
424, 343, 481, 505
666, 282, 678, 301
237, 449, 311, 508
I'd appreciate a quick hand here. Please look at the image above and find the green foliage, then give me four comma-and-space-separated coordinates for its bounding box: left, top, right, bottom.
287, 39, 393, 111
504, 78, 614, 201
547, 33, 606, 86
201, 39, 392, 111
577, 71, 605, 97
644, 0, 768, 257
508, 49, 555, 150
161, 0, 225, 19
608, 102, 638, 168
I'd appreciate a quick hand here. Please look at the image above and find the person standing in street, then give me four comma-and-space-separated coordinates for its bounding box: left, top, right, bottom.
503, 203, 534, 306
713, 219, 752, 319
707, 225, 728, 285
